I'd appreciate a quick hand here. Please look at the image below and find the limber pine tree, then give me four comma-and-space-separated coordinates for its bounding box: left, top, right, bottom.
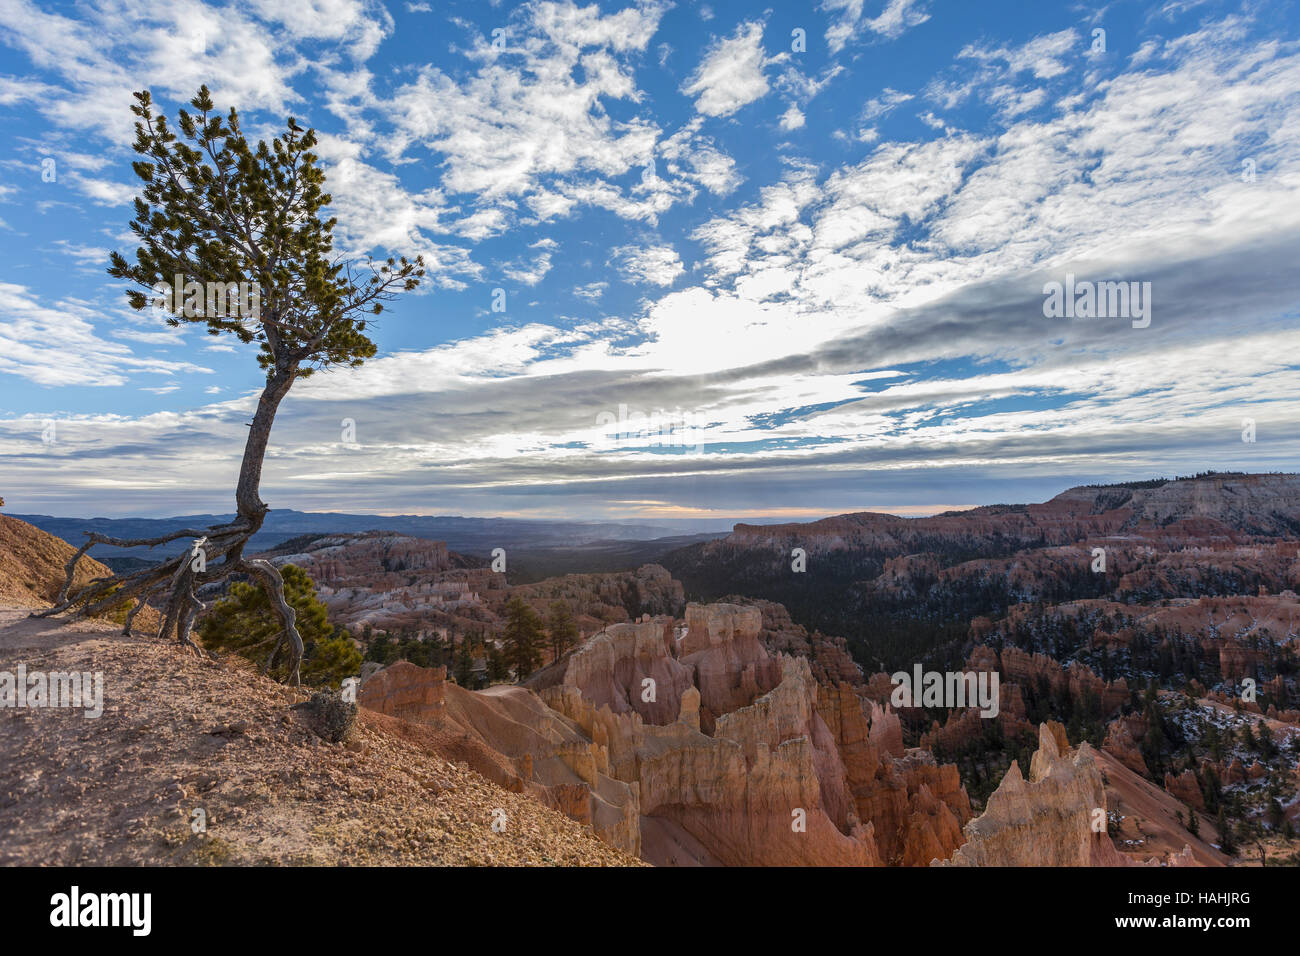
33, 86, 424, 684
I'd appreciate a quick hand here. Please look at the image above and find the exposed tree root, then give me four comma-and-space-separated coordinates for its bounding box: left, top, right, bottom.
30, 515, 305, 685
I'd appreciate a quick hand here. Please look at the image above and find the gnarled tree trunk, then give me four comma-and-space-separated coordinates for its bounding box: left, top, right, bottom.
34, 363, 307, 684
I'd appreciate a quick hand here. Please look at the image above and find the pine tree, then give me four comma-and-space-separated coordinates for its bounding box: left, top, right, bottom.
547, 600, 579, 660
1258, 720, 1276, 757
36, 86, 424, 684
1269, 797, 1285, 829
453, 636, 476, 688
198, 564, 358, 686
1217, 806, 1236, 855
1206, 722, 1223, 763
301, 628, 363, 689
487, 642, 510, 682
1202, 765, 1222, 813
503, 596, 544, 680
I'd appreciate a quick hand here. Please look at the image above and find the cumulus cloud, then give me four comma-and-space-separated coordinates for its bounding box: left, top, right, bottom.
682, 21, 781, 118
0, 0, 388, 142
2, 5, 1299, 520
611, 243, 686, 287
502, 250, 554, 287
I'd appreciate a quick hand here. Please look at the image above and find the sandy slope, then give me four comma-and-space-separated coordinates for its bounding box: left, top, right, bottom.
0, 607, 638, 866
0, 514, 114, 608
1094, 748, 1229, 866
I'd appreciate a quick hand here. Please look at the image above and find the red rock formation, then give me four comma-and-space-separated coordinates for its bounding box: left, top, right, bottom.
867, 700, 904, 758
678, 604, 782, 719
263, 532, 503, 637
934, 722, 1179, 867
537, 605, 885, 865
722, 595, 865, 686
997, 646, 1129, 716
357, 661, 446, 724
358, 660, 641, 854
863, 671, 895, 705
704, 477, 1300, 583
1164, 770, 1204, 810
558, 616, 694, 725
813, 682, 972, 865
509, 564, 686, 636
1103, 718, 1149, 776
261, 531, 685, 652
1220, 644, 1269, 682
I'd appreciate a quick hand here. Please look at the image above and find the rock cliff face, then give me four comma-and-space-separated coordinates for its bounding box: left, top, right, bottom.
357, 601, 981, 865
511, 565, 686, 635
556, 616, 695, 725
528, 603, 978, 865
722, 595, 864, 686
935, 722, 1195, 867
274, 532, 455, 580
358, 659, 642, 855
829, 688, 971, 866
1164, 769, 1204, 810
712, 474, 1300, 557
1103, 718, 1149, 776
939, 723, 1116, 866
535, 604, 885, 865
660, 476, 1300, 689
997, 646, 1131, 715
357, 661, 447, 725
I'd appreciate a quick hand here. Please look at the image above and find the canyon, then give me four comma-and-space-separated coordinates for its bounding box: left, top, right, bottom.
355, 604, 1209, 866
4, 471, 1298, 866
258, 531, 685, 643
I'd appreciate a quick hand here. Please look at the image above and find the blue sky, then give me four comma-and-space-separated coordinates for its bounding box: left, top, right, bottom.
1, 0, 1298, 522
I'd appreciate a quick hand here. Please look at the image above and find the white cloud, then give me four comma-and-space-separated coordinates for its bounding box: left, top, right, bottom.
3, 6, 1300, 520
682, 21, 782, 118
50, 240, 108, 267
611, 243, 685, 287
658, 122, 743, 195
861, 87, 914, 121
323, 1, 734, 237
502, 251, 554, 287
961, 28, 1080, 80
0, 282, 209, 387
0, 0, 361, 143
313, 136, 480, 285
823, 0, 931, 53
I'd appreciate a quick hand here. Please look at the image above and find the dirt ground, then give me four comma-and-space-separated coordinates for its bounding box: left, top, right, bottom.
0, 607, 638, 866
